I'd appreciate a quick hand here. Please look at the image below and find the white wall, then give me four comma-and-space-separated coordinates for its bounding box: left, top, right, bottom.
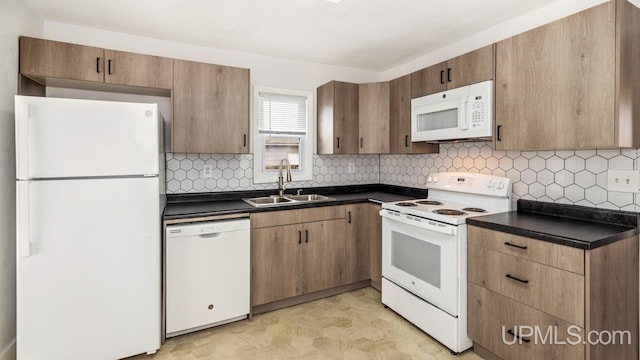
43, 22, 381, 92
381, 0, 609, 80
0, 1, 42, 359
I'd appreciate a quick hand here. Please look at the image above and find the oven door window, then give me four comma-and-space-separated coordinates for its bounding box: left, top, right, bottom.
382, 218, 459, 316
392, 232, 441, 288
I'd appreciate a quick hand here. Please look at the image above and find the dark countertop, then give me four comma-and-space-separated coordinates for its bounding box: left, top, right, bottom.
164, 184, 426, 220
466, 199, 639, 250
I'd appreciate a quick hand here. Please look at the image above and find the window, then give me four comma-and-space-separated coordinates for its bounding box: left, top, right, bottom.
253, 87, 314, 184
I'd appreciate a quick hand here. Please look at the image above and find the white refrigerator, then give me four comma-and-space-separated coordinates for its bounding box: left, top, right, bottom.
15, 96, 165, 360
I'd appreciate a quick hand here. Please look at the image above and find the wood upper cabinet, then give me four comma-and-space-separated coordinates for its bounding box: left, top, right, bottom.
410, 45, 494, 99
358, 82, 390, 154
495, 0, 640, 150
103, 50, 173, 89
19, 37, 174, 91
389, 74, 439, 154
317, 81, 359, 154
344, 204, 371, 284
172, 59, 250, 154
20, 36, 105, 83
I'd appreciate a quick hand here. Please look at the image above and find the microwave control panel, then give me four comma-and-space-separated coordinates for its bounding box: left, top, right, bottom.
471, 96, 485, 128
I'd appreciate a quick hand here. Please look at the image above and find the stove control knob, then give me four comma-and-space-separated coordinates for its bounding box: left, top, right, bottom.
427, 176, 433, 183
487, 180, 495, 189
497, 181, 505, 189
433, 176, 439, 183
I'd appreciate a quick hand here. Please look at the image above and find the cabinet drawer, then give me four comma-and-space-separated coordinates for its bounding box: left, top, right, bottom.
251, 205, 345, 228
469, 283, 584, 360
469, 245, 584, 326
468, 226, 584, 274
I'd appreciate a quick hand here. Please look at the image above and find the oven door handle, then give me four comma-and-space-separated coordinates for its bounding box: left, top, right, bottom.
379, 209, 458, 236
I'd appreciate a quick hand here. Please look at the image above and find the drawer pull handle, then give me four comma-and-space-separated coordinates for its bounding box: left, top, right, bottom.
507, 329, 531, 343
506, 274, 529, 284
504, 241, 527, 250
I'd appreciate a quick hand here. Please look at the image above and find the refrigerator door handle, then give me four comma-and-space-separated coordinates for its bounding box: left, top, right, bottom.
17, 181, 31, 257
16, 101, 30, 179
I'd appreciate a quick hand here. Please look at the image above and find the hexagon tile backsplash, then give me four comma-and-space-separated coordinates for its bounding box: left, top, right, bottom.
380, 142, 639, 211
166, 154, 380, 194
166, 142, 640, 211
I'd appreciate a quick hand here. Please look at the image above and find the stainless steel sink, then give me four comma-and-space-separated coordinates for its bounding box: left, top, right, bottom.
284, 194, 333, 202
243, 194, 335, 207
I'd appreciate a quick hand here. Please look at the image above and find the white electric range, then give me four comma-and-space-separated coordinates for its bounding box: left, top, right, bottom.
380, 172, 512, 354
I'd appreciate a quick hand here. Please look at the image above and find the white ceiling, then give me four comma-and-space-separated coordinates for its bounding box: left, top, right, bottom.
22, 0, 562, 71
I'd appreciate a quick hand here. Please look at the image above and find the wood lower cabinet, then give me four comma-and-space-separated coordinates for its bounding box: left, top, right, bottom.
389, 74, 439, 154
368, 203, 382, 291
410, 45, 494, 99
173, 59, 250, 154
344, 204, 371, 284
358, 82, 390, 154
495, 0, 640, 150
20, 36, 105, 83
104, 50, 173, 89
317, 81, 359, 154
251, 224, 303, 306
250, 206, 347, 307
468, 226, 638, 360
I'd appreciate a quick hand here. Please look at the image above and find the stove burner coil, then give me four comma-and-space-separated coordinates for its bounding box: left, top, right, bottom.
461, 207, 487, 213
415, 200, 443, 206
396, 202, 418, 207
433, 209, 466, 216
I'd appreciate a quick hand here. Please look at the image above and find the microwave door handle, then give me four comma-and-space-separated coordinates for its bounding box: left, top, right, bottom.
458, 97, 469, 130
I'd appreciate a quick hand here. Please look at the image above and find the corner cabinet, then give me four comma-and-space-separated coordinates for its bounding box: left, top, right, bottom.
468, 226, 639, 360
410, 45, 494, 98
495, 0, 640, 150
20, 36, 173, 90
317, 81, 359, 154
389, 74, 439, 154
172, 60, 250, 154
358, 82, 390, 154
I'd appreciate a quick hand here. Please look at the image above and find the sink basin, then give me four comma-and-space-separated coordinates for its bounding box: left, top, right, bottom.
243, 194, 335, 207
285, 194, 334, 202
243, 196, 292, 207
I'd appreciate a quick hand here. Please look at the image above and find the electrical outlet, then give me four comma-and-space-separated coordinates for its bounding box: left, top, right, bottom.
348, 162, 356, 174
202, 165, 213, 178
607, 170, 640, 193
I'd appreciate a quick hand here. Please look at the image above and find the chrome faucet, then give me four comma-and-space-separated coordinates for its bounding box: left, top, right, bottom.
277, 157, 292, 197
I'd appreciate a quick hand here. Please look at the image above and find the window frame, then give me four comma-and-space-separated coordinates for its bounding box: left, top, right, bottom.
252, 86, 315, 184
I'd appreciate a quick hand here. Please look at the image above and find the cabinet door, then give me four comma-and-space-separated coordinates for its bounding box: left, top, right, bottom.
20, 37, 104, 83
495, 2, 615, 150
251, 224, 303, 306
173, 59, 250, 153
317, 81, 359, 154
344, 204, 370, 284
104, 50, 173, 89
389, 75, 439, 154
302, 219, 346, 293
445, 45, 495, 89
410, 61, 448, 98
358, 82, 389, 154
368, 204, 383, 291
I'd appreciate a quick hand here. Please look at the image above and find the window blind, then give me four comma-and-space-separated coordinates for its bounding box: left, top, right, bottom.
258, 92, 308, 134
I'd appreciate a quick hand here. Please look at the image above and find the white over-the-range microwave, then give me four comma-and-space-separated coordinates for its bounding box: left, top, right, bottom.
411, 80, 493, 142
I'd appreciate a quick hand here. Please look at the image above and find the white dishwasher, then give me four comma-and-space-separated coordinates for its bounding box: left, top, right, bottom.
166, 218, 250, 337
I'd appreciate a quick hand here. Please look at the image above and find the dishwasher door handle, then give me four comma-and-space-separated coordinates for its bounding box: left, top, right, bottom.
198, 233, 222, 238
